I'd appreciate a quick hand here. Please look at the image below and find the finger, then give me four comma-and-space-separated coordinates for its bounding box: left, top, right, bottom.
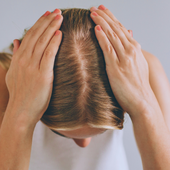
90, 9, 131, 51
40, 30, 62, 74
95, 5, 134, 43
19, 11, 51, 50
19, 9, 61, 58
94, 25, 119, 67
90, 12, 125, 61
31, 14, 63, 68
13, 39, 20, 54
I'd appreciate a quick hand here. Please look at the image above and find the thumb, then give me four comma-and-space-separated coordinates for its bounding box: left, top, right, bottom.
128, 30, 133, 37
13, 39, 20, 54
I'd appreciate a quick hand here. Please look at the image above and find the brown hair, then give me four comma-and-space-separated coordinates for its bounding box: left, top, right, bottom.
1, 8, 125, 131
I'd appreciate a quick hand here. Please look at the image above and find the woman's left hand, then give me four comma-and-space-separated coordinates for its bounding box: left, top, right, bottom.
90, 5, 155, 117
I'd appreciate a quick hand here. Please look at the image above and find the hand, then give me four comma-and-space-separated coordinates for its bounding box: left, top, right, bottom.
90, 5, 153, 116
5, 9, 63, 125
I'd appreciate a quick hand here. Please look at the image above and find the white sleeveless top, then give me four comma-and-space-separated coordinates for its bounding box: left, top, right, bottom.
29, 121, 129, 170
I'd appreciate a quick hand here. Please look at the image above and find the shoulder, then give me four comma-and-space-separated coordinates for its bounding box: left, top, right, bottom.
141, 49, 169, 83
141, 49, 168, 83
142, 49, 161, 67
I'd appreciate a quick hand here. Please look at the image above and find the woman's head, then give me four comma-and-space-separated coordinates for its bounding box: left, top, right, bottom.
40, 8, 125, 131
7, 8, 125, 146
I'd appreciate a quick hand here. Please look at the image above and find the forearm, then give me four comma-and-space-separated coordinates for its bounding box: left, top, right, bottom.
0, 104, 35, 170
130, 96, 170, 170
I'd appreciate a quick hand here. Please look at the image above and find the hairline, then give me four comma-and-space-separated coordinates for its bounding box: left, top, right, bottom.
50, 129, 107, 139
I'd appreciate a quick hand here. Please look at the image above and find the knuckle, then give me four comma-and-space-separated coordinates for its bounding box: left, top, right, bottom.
28, 28, 38, 37
51, 12, 58, 18
113, 22, 119, 29
117, 22, 123, 28
46, 12, 57, 21
118, 32, 125, 40
38, 36, 47, 44
104, 44, 114, 54
44, 49, 53, 58
51, 15, 63, 26
22, 48, 29, 56
49, 21, 58, 28
124, 57, 133, 67
107, 29, 117, 39
127, 46, 136, 56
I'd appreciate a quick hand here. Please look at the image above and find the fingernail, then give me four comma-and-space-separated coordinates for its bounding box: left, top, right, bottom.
91, 7, 98, 12
53, 9, 61, 14
98, 5, 106, 10
96, 25, 102, 31
92, 12, 98, 16
44, 11, 51, 16
55, 30, 60, 35
131, 30, 133, 37
55, 14, 61, 20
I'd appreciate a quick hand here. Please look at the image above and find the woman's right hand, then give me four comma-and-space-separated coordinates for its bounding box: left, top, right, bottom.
90, 5, 157, 117
5, 9, 63, 126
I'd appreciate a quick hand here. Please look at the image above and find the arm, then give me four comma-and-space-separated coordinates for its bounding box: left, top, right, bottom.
128, 55, 170, 170
0, 60, 34, 170
142, 49, 170, 130
130, 90, 170, 170
0, 104, 35, 170
131, 49, 170, 169
0, 9, 63, 170
90, 5, 170, 170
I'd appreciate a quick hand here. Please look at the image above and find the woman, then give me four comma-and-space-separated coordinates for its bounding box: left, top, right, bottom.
0, 4, 170, 170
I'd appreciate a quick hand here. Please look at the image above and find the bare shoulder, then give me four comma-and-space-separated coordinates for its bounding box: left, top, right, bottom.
141, 49, 168, 81
142, 49, 161, 66
142, 49, 154, 58
142, 49, 168, 82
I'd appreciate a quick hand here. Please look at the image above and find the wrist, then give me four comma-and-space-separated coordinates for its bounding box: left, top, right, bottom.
0, 102, 34, 170
129, 88, 162, 122
4, 101, 36, 132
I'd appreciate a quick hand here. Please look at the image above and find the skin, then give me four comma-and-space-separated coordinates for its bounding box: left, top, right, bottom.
0, 4, 170, 170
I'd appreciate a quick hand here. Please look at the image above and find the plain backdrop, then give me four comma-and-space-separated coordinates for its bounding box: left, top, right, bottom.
1, 0, 170, 170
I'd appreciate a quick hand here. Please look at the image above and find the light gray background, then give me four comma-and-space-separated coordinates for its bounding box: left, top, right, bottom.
0, 0, 170, 170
